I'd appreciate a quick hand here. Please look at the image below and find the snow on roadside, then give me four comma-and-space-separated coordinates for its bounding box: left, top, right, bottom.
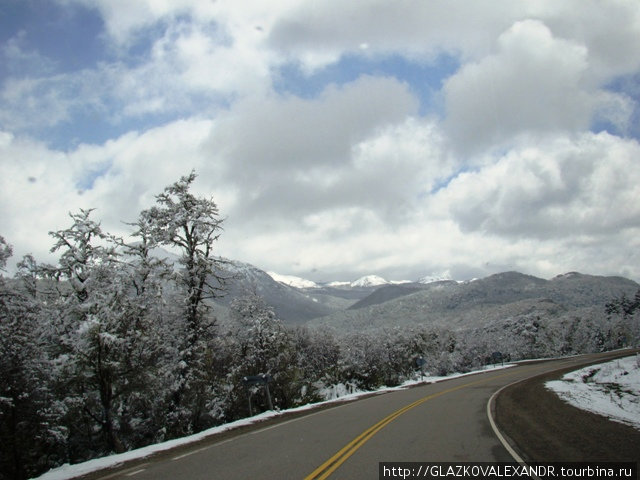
34, 363, 513, 480
546, 354, 640, 430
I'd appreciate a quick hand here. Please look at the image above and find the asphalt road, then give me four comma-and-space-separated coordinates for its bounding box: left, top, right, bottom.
90, 350, 636, 480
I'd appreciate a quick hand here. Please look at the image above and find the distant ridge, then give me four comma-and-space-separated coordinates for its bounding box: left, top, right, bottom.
308, 271, 640, 332
348, 280, 460, 310
155, 250, 639, 327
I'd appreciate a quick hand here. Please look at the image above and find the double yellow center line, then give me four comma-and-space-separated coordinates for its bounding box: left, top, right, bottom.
304, 370, 519, 480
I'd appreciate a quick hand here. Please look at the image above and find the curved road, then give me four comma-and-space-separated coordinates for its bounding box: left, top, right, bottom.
494, 352, 640, 463
89, 350, 636, 480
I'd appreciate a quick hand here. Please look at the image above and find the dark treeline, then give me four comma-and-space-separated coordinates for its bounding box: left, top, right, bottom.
1, 173, 638, 480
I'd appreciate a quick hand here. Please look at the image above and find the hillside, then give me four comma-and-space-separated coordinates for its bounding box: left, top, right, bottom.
307, 271, 639, 332
211, 260, 340, 324
347, 282, 435, 310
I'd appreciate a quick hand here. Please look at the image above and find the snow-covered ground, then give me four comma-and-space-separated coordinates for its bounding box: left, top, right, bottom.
546, 354, 640, 430
34, 363, 513, 480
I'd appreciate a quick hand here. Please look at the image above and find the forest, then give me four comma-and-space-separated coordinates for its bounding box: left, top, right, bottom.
1, 172, 639, 480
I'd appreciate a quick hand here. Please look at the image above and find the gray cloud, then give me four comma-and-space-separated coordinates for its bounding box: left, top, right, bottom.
206, 76, 421, 220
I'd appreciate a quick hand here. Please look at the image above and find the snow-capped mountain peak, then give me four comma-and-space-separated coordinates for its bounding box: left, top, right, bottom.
418, 272, 453, 284
350, 275, 389, 288
267, 272, 319, 289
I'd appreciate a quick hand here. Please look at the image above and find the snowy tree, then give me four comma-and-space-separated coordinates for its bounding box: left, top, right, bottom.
120, 215, 171, 301
230, 293, 285, 373
0, 238, 64, 480
139, 172, 226, 433
291, 326, 341, 390
226, 292, 296, 414
15, 254, 39, 299
605, 290, 640, 348
339, 332, 387, 389
606, 290, 640, 319
112, 215, 178, 445
42, 210, 116, 455
42, 209, 171, 458
141, 171, 225, 332
0, 236, 11, 271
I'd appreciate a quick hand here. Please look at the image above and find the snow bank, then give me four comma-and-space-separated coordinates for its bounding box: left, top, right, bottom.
546, 354, 640, 430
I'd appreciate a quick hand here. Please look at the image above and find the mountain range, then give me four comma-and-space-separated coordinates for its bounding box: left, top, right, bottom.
211, 259, 639, 332
307, 271, 639, 332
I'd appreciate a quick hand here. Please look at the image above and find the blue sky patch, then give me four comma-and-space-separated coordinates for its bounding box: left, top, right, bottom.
273, 52, 459, 116
0, 1, 106, 74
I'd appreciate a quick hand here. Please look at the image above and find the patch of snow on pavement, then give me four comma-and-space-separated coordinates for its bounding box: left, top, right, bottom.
546, 354, 640, 430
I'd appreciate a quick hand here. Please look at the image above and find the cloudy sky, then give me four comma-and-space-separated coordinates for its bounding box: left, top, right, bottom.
1, 0, 640, 283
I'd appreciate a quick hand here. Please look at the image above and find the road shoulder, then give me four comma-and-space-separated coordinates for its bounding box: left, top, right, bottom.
493, 358, 640, 462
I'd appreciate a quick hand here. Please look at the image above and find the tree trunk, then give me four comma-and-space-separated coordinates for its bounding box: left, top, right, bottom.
103, 407, 125, 454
